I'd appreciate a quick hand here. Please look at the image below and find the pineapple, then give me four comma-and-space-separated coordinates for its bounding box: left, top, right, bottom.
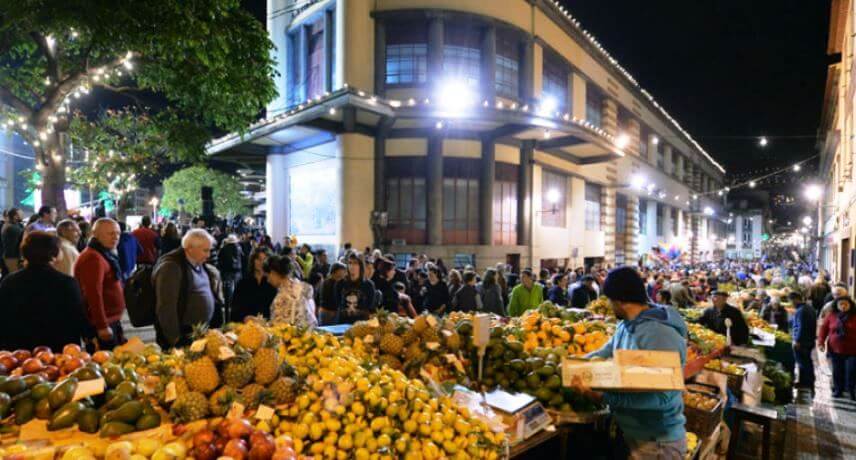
191, 324, 229, 362
222, 352, 255, 388
379, 331, 405, 355
412, 314, 429, 334
444, 331, 462, 352
253, 339, 280, 385
420, 326, 440, 344
346, 321, 373, 340
269, 377, 299, 404
401, 328, 419, 345
183, 353, 220, 394
241, 383, 273, 409
378, 354, 402, 371
209, 386, 237, 416
404, 341, 424, 363
237, 321, 269, 351
170, 391, 209, 423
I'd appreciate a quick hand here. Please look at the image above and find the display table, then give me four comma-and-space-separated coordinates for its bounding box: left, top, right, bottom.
510, 426, 566, 459
685, 347, 727, 380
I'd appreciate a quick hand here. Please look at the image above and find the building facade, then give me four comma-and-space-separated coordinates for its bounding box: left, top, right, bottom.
819, 0, 853, 286
0, 127, 35, 213
209, 0, 727, 271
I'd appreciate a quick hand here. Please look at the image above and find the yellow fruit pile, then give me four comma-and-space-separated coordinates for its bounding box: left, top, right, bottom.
586, 296, 613, 318
686, 323, 726, 356
683, 391, 719, 411
514, 311, 611, 356
704, 359, 746, 376
270, 325, 505, 459
686, 432, 698, 456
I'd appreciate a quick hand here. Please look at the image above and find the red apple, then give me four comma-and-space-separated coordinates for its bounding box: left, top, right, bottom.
92, 351, 112, 364
223, 439, 248, 460
12, 350, 31, 362
194, 429, 216, 448
62, 344, 81, 358
32, 346, 51, 355
192, 444, 219, 460
227, 419, 254, 439
21, 358, 44, 374
42, 365, 59, 381
61, 357, 84, 374
78, 352, 91, 362
34, 351, 54, 365
0, 355, 19, 371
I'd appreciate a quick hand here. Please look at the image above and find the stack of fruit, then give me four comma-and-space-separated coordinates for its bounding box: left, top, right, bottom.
682, 391, 719, 411
686, 323, 726, 355
686, 432, 699, 459
744, 311, 792, 344
585, 297, 613, 318
513, 311, 611, 356
344, 311, 471, 382
704, 359, 746, 376
0, 344, 113, 382
532, 301, 591, 322
0, 348, 161, 437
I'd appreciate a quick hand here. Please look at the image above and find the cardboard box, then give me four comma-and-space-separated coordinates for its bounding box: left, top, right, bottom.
562, 349, 685, 391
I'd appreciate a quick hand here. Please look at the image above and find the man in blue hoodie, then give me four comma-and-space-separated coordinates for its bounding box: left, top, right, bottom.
789, 290, 816, 390
573, 266, 688, 459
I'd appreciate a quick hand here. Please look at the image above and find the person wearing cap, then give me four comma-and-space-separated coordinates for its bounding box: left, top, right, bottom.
569, 274, 597, 309
698, 290, 750, 346
790, 291, 816, 390
572, 266, 688, 459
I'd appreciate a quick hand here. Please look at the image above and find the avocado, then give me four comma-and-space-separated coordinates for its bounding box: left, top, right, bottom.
48, 401, 85, 431
107, 400, 143, 424
48, 377, 78, 409
99, 421, 135, 438
135, 413, 161, 431
77, 408, 100, 433
0, 392, 10, 418
34, 397, 52, 420
30, 382, 54, 401
1, 378, 28, 396
14, 398, 35, 425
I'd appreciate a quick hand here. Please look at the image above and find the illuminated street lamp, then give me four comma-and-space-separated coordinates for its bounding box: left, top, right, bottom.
802, 216, 812, 226
804, 184, 823, 202
149, 196, 160, 221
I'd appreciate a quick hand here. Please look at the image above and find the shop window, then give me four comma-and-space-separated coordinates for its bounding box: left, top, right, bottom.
443, 158, 480, 245
639, 199, 647, 235
616, 194, 627, 234
586, 83, 603, 128
494, 163, 518, 245
656, 203, 664, 237
386, 158, 427, 244
385, 23, 428, 85
541, 170, 567, 228
542, 51, 568, 110
585, 183, 601, 231
671, 208, 679, 235
495, 31, 519, 99
444, 25, 481, 86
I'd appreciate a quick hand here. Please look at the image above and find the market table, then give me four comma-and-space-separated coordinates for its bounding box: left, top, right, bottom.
684, 347, 727, 380
510, 426, 566, 459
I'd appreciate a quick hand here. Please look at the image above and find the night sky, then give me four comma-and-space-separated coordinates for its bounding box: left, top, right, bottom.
560, 0, 831, 177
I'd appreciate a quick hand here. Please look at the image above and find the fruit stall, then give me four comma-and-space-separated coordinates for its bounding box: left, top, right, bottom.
0, 296, 784, 460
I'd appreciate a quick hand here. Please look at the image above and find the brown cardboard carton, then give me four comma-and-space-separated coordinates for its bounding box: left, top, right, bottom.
562, 349, 685, 391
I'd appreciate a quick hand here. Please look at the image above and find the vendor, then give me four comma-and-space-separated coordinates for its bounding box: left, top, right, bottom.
698, 290, 750, 346
572, 267, 688, 459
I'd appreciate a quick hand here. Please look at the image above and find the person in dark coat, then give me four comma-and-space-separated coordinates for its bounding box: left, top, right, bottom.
569, 275, 598, 309
334, 254, 376, 324
217, 234, 244, 320
452, 271, 481, 312
547, 273, 570, 307
422, 264, 451, 315
698, 291, 750, 346
116, 222, 139, 280
790, 291, 817, 389
0, 232, 88, 352
760, 298, 789, 332
231, 247, 277, 321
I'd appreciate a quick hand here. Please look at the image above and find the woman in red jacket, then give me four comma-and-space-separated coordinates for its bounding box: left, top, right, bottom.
818, 296, 856, 399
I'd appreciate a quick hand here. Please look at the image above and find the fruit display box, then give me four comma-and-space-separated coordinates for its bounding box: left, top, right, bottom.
561, 350, 685, 392
684, 347, 726, 380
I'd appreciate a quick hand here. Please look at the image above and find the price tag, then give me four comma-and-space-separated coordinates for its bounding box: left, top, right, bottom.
444, 354, 465, 373
165, 382, 177, 402
228, 402, 245, 419
190, 339, 207, 352
255, 404, 275, 420
367, 318, 380, 328
441, 330, 453, 337
426, 342, 440, 351
426, 315, 438, 328
218, 346, 236, 360
71, 378, 105, 401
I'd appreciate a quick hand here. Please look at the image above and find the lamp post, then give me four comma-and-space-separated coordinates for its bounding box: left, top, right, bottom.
804, 184, 823, 268
149, 196, 159, 222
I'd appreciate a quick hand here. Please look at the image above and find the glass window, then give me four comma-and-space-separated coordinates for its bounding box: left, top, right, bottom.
585, 183, 601, 231
444, 25, 481, 87
639, 126, 649, 159
586, 83, 603, 128
493, 163, 518, 245
671, 152, 680, 177
385, 23, 428, 85
307, 19, 325, 98
542, 51, 568, 110
656, 203, 664, 237
287, 31, 303, 105
442, 178, 479, 244
656, 146, 665, 170
495, 31, 519, 99
541, 170, 567, 227
386, 157, 427, 243
615, 194, 627, 234
639, 199, 647, 235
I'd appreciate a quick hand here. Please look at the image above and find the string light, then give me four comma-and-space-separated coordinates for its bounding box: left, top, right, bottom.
749, 181, 757, 188
793, 164, 801, 172
759, 137, 768, 147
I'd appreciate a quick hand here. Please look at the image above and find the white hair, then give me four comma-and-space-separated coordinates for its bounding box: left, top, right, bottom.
182, 228, 215, 249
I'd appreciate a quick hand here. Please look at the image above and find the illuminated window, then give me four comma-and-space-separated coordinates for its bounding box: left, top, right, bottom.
495, 31, 519, 99
542, 51, 568, 110
586, 83, 603, 127
444, 25, 481, 86
494, 163, 518, 245
443, 159, 480, 245
585, 183, 601, 231
541, 170, 567, 228
385, 23, 428, 85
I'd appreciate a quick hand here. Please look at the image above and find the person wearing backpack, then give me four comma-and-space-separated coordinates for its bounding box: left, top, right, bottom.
152, 229, 225, 349
217, 234, 243, 321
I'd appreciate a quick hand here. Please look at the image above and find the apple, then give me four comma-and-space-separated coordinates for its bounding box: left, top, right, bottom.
191, 444, 218, 460
0, 355, 18, 371
61, 357, 84, 374
22, 358, 45, 374
227, 419, 254, 439
11, 350, 31, 362
34, 351, 55, 365
193, 429, 216, 448
42, 365, 59, 381
223, 439, 248, 460
92, 351, 112, 364
62, 344, 82, 357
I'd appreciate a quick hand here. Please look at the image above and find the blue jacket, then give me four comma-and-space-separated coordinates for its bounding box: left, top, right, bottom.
587, 304, 688, 442
117, 233, 139, 280
791, 302, 817, 347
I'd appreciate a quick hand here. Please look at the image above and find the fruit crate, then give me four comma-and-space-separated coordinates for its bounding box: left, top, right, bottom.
683, 383, 724, 439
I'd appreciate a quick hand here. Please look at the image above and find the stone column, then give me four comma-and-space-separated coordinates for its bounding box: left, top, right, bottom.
602, 97, 618, 138
481, 25, 496, 102
625, 194, 639, 264
601, 185, 616, 267
427, 135, 443, 246
690, 216, 700, 265
373, 19, 386, 96
479, 137, 495, 245
428, 15, 444, 88
518, 141, 534, 246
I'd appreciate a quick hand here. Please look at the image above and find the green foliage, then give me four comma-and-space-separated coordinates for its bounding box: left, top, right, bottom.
161, 166, 248, 217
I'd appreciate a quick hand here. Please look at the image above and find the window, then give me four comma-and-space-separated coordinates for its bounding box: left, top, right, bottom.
656, 145, 665, 170
444, 25, 481, 86
495, 31, 520, 99
671, 152, 680, 178
386, 23, 428, 85
287, 31, 303, 105
443, 159, 480, 244
671, 208, 679, 235
615, 194, 627, 234
541, 170, 567, 227
656, 203, 664, 237
639, 125, 649, 160
306, 20, 325, 98
493, 163, 518, 245
638, 199, 647, 235
386, 158, 427, 244
742, 218, 753, 248
542, 51, 568, 110
585, 183, 601, 231
586, 83, 603, 128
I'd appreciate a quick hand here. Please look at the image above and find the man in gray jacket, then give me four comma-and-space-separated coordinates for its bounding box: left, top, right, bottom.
153, 229, 224, 348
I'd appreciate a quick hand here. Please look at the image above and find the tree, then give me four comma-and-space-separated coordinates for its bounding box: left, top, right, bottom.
161, 166, 248, 217
0, 0, 277, 215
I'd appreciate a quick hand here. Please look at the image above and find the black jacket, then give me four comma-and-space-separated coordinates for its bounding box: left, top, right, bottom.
423, 281, 451, 314
569, 284, 596, 309
334, 278, 376, 324
547, 285, 569, 307
217, 242, 243, 274
698, 304, 750, 346
1, 222, 23, 258
0, 265, 88, 352
452, 285, 480, 312
230, 274, 277, 321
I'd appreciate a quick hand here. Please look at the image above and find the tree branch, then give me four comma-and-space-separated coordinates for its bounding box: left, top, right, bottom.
0, 85, 34, 117
31, 32, 60, 82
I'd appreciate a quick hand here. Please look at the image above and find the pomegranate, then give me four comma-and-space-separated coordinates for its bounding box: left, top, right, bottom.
223, 439, 248, 460
42, 365, 59, 381
21, 358, 44, 374
0, 355, 18, 371
62, 344, 81, 358
34, 351, 54, 365
11, 350, 31, 362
